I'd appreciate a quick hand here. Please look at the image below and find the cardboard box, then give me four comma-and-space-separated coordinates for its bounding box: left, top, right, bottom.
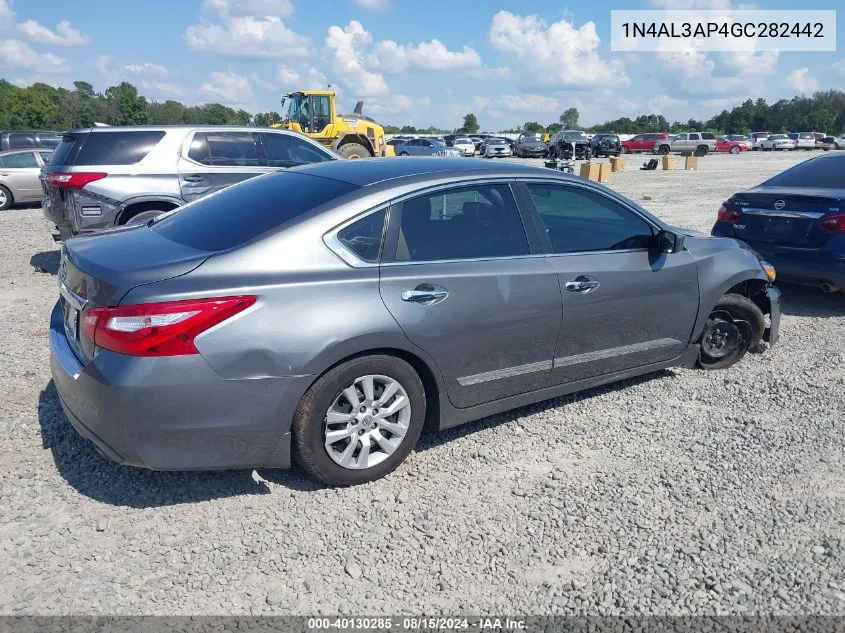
685, 155, 699, 170
598, 162, 611, 182
579, 162, 600, 181
661, 155, 676, 170
610, 156, 625, 172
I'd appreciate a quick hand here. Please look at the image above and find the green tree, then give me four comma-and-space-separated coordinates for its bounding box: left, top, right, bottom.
253, 111, 281, 127
148, 100, 187, 124
104, 82, 149, 125
522, 121, 544, 133
559, 107, 580, 129
461, 113, 479, 134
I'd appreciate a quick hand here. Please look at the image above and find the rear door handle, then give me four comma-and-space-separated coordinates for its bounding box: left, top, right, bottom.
182, 175, 204, 183
565, 276, 600, 293
401, 288, 448, 304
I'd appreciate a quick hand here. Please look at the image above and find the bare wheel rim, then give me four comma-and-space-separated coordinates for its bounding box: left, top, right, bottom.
323, 374, 412, 470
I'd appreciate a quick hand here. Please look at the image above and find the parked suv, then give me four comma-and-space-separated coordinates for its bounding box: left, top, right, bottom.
654, 132, 717, 156
1, 130, 61, 152
42, 126, 337, 240
749, 132, 772, 150
590, 134, 621, 157
621, 132, 668, 154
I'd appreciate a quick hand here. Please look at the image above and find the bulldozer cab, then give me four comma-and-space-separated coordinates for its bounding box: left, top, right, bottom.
283, 91, 333, 135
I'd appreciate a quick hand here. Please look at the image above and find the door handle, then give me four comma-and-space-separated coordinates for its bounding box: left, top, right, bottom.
565, 276, 600, 293
401, 288, 448, 304
182, 175, 204, 183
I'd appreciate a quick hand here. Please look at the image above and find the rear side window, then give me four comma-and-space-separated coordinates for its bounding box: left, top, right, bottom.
73, 131, 165, 165
701, 133, 715, 140
763, 156, 845, 189
189, 132, 260, 167
337, 209, 386, 263
152, 172, 358, 251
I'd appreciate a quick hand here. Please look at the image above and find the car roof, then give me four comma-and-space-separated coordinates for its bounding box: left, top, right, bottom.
289, 157, 568, 187
60, 125, 303, 135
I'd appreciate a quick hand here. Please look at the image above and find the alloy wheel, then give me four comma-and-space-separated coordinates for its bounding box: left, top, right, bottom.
323, 374, 412, 470
0, 190, 7, 207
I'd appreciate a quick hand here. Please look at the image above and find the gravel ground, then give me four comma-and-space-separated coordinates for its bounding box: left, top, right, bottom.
1, 151, 843, 616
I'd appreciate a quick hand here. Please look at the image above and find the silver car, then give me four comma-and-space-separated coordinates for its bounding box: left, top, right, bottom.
393, 138, 458, 157
0, 149, 53, 210
483, 137, 513, 158
41, 125, 337, 240
50, 158, 780, 486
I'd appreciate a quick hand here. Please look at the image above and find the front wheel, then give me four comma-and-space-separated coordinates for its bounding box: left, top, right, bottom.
338, 143, 371, 159
0, 185, 12, 211
698, 293, 765, 370
398, 151, 409, 157
657, 145, 670, 155
292, 355, 426, 486
729, 146, 740, 154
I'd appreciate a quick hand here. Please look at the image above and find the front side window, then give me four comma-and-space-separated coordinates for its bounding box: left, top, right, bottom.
0, 152, 38, 168
337, 209, 386, 263
259, 132, 334, 168
675, 134, 688, 141
527, 184, 654, 254
394, 184, 529, 262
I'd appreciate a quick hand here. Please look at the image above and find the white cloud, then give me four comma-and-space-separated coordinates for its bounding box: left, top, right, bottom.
325, 21, 389, 96
17, 19, 88, 46
201, 69, 255, 108
277, 65, 301, 83
489, 10, 628, 88
138, 81, 186, 99
0, 39, 70, 72
498, 94, 561, 112
467, 66, 511, 80
367, 94, 431, 117
649, 94, 689, 112
355, 0, 390, 10
185, 14, 309, 59
125, 62, 170, 77
202, 0, 294, 17
305, 67, 329, 90
786, 68, 819, 94
94, 54, 112, 75
373, 38, 481, 73
0, 0, 15, 27
831, 59, 845, 79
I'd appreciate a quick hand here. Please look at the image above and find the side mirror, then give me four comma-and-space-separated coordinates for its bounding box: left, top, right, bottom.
656, 229, 685, 254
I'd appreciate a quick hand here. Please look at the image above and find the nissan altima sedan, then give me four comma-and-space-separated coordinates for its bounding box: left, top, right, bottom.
51, 158, 780, 486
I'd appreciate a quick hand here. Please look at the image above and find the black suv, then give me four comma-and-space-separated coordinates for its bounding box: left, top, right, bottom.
0, 130, 62, 152
590, 134, 621, 157
548, 130, 592, 160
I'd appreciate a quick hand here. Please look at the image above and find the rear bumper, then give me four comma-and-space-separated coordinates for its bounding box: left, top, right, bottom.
49, 301, 312, 471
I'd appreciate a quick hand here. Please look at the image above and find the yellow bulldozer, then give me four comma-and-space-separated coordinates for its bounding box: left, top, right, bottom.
272, 89, 393, 158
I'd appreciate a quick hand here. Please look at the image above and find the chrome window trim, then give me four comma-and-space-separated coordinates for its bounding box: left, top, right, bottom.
323, 205, 389, 268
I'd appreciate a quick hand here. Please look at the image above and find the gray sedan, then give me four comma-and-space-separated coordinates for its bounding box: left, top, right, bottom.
393, 138, 457, 156
50, 158, 780, 486
0, 149, 52, 210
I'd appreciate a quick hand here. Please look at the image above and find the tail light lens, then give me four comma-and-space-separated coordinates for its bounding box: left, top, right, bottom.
820, 214, 845, 233
717, 202, 743, 224
46, 172, 108, 189
82, 296, 256, 357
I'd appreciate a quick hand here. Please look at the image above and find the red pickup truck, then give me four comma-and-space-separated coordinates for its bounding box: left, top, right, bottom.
621, 132, 669, 154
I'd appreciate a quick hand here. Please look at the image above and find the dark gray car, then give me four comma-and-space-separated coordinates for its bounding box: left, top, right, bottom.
50, 158, 780, 486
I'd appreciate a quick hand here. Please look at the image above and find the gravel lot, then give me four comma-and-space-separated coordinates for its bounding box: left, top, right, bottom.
1, 151, 843, 616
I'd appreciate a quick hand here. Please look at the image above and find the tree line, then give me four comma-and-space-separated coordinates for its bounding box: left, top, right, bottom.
2, 79, 843, 137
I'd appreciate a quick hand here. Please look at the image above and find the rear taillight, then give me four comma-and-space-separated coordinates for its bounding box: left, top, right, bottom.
83, 296, 256, 357
46, 172, 108, 189
820, 214, 845, 233
717, 202, 743, 224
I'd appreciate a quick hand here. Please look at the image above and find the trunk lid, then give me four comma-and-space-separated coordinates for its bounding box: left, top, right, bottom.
58, 225, 214, 361
732, 187, 843, 248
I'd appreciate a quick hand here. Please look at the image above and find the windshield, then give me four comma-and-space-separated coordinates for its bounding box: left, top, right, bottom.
563, 132, 588, 141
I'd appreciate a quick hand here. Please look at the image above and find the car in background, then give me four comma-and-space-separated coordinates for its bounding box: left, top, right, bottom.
394, 138, 457, 157
716, 137, 749, 154
788, 132, 816, 150
513, 132, 547, 158
749, 132, 772, 150
724, 134, 750, 143
0, 149, 53, 210
712, 152, 844, 293
759, 134, 794, 151
621, 133, 668, 154
50, 157, 780, 486
590, 134, 621, 158
833, 134, 845, 150
481, 138, 512, 158
0, 130, 62, 152
654, 132, 717, 156
548, 130, 592, 160
42, 125, 337, 240
452, 137, 476, 156
469, 137, 485, 153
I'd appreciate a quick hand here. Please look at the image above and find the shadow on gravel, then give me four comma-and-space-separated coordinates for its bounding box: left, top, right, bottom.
778, 283, 845, 318
415, 369, 672, 452
30, 249, 60, 275
38, 381, 318, 507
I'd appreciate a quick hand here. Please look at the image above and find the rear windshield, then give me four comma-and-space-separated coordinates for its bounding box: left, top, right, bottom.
151, 172, 358, 251
48, 130, 165, 166
763, 156, 845, 189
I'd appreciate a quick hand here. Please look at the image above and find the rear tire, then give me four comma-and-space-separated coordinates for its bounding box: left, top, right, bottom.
695, 145, 708, 156
729, 146, 740, 154
338, 143, 370, 159
292, 354, 426, 486
698, 293, 765, 370
399, 151, 409, 157
0, 185, 12, 211
658, 145, 670, 155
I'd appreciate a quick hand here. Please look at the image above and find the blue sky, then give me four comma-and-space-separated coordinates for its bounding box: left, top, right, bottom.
1, 0, 842, 130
